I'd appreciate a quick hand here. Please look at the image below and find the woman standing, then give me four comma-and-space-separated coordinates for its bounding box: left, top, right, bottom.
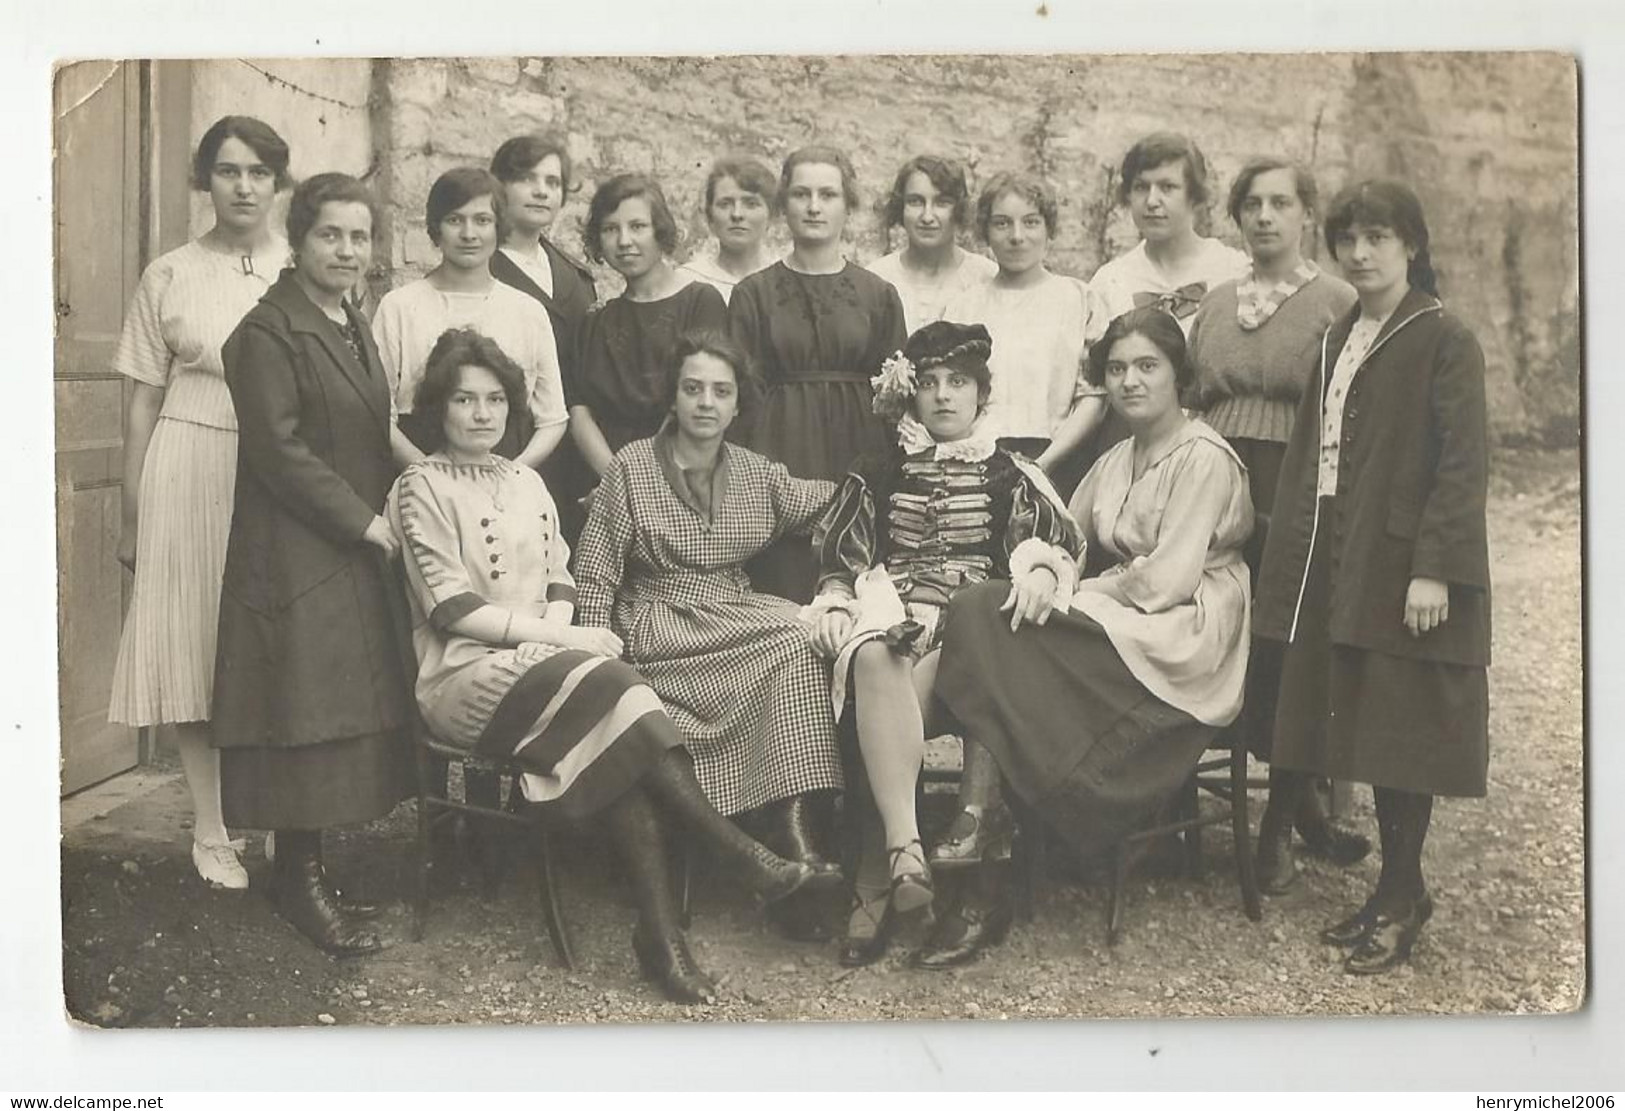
921, 308, 1254, 968
573, 331, 844, 908
678, 157, 778, 304
388, 328, 820, 1003
373, 167, 567, 470
1255, 180, 1490, 975
1186, 157, 1365, 891
107, 116, 293, 890
945, 172, 1112, 497
729, 145, 907, 603
866, 155, 997, 335
570, 175, 729, 486
213, 173, 415, 957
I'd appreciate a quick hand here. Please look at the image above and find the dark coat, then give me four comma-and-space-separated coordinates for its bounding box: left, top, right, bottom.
213, 271, 414, 749
1254, 288, 1491, 668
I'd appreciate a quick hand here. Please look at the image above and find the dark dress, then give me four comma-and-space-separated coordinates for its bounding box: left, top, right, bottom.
729, 260, 907, 601
213, 272, 414, 830
1255, 289, 1491, 798
571, 281, 729, 453
492, 236, 599, 541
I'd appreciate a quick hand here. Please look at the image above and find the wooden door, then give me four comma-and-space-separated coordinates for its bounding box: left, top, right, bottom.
55, 62, 142, 794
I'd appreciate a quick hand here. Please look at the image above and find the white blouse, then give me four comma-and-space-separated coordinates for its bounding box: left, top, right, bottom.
1316, 310, 1393, 497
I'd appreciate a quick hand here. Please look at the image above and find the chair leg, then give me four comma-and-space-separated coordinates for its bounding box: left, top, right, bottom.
1106, 841, 1128, 946
1180, 775, 1205, 879
1231, 744, 1263, 922
678, 837, 693, 930
532, 824, 574, 970
413, 747, 435, 942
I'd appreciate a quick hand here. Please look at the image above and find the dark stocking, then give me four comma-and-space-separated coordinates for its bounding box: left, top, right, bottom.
957, 738, 1001, 811
1372, 786, 1434, 912
1258, 766, 1304, 844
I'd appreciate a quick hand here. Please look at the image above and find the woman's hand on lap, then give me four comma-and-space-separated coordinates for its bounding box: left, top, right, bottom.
552, 625, 624, 658
1001, 568, 1059, 632
809, 610, 854, 658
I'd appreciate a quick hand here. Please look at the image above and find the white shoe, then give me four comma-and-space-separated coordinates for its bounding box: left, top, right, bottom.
192, 839, 249, 890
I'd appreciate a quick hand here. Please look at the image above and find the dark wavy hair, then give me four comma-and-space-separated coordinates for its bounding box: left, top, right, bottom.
425, 168, 505, 247
411, 328, 530, 453
192, 115, 293, 191
881, 155, 973, 231
1117, 132, 1211, 207
778, 145, 861, 217
489, 132, 575, 193
584, 174, 680, 263
1226, 156, 1321, 228
286, 173, 378, 256
702, 156, 779, 216
1084, 306, 1195, 393
904, 320, 993, 407
1322, 178, 1439, 296
662, 328, 764, 426
975, 171, 1058, 242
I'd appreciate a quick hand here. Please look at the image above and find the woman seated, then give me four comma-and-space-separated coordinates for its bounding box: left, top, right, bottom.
805, 321, 1079, 967
573, 328, 847, 932
387, 327, 821, 1004
920, 307, 1255, 968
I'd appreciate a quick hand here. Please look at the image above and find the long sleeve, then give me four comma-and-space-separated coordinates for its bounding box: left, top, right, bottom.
813, 471, 878, 598
1004, 459, 1084, 560
224, 320, 378, 546
389, 468, 485, 631
1412, 321, 1490, 589
728, 279, 767, 376
868, 281, 908, 372
1115, 442, 1252, 614
767, 461, 837, 540
573, 454, 635, 630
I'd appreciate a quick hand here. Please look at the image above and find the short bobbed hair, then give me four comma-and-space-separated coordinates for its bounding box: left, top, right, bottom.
583, 174, 681, 263
1226, 156, 1321, 227
975, 171, 1059, 242
663, 328, 764, 426
1322, 178, 1439, 296
703, 157, 779, 216
778, 145, 861, 216
881, 155, 973, 230
192, 115, 293, 191
1084, 306, 1196, 394
1117, 132, 1212, 207
489, 132, 575, 192
411, 328, 530, 454
426, 168, 505, 247
286, 173, 378, 254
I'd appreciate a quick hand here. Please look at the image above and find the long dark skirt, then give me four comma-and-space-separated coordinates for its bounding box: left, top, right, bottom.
1271, 499, 1490, 798
222, 729, 411, 830
936, 581, 1214, 860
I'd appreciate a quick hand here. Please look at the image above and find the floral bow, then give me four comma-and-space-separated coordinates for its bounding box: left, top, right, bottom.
870, 350, 918, 419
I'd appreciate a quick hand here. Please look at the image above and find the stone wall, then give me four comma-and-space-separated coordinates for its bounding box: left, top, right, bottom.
371, 52, 1579, 444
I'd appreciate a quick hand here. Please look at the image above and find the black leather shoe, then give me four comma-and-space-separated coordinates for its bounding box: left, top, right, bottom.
1255, 821, 1298, 896
929, 808, 1010, 871
330, 886, 384, 922
1344, 894, 1433, 976
773, 794, 837, 870
1319, 898, 1381, 947
633, 924, 718, 1004
1299, 820, 1373, 867
838, 894, 895, 968
912, 901, 1013, 971
275, 855, 382, 958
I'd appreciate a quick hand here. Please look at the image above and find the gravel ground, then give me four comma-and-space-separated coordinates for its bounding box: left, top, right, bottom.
59, 447, 1585, 1028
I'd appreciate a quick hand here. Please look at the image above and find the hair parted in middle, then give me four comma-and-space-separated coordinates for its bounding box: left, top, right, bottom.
426, 167, 505, 247
975, 171, 1059, 242
1084, 305, 1196, 393
1117, 131, 1212, 207
662, 327, 765, 424
1322, 178, 1439, 297
702, 156, 780, 215
286, 172, 378, 255
584, 173, 681, 263
411, 327, 531, 454
1226, 155, 1321, 228
778, 145, 861, 215
881, 154, 973, 230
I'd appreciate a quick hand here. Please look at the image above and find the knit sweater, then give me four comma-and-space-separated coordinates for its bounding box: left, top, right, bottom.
1187, 270, 1357, 444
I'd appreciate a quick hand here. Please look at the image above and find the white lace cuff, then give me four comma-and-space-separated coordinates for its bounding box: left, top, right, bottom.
1009, 537, 1080, 599
798, 591, 861, 624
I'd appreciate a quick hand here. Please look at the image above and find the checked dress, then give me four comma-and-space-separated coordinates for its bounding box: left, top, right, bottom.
574, 431, 842, 816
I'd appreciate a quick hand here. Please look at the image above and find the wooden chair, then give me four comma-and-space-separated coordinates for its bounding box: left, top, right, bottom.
412, 732, 574, 969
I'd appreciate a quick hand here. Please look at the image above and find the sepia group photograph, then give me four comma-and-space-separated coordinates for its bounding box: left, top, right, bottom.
12, 0, 1618, 1092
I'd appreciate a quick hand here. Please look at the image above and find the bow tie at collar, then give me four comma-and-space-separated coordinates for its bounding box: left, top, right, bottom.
1132, 282, 1208, 319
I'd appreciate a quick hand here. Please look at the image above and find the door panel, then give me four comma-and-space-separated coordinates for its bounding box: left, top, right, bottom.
55, 61, 141, 795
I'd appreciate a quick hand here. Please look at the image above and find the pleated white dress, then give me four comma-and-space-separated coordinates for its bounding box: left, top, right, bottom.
107, 239, 287, 726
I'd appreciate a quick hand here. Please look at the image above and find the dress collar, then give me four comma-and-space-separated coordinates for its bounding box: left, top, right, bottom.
897, 412, 1000, 462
